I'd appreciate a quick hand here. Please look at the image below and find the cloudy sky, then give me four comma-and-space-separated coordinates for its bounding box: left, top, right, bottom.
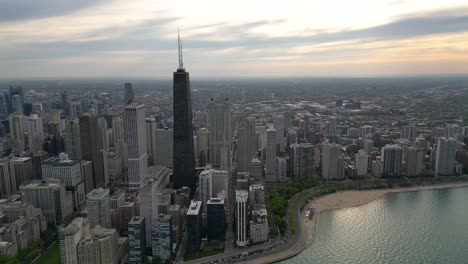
1, 0, 468, 78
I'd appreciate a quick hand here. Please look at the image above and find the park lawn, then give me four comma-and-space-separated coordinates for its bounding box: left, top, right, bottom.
37, 244, 60, 264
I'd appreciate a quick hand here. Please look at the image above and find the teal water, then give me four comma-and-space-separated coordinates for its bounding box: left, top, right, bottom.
282, 187, 468, 264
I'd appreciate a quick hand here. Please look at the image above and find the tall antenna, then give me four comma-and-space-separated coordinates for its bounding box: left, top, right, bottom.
178, 28, 184, 69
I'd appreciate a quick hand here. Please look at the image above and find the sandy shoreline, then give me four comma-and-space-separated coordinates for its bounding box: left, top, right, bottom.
247, 181, 468, 264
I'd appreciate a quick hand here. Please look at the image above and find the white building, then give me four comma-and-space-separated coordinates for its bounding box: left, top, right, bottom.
198, 167, 228, 212
235, 190, 248, 247
125, 104, 148, 189
86, 188, 111, 228
435, 137, 457, 176
355, 150, 368, 176
360, 125, 372, 139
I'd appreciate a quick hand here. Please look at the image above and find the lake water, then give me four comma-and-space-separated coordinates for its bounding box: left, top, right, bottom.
281, 187, 468, 264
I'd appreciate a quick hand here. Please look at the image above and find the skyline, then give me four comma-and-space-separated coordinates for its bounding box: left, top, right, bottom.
1, 0, 468, 78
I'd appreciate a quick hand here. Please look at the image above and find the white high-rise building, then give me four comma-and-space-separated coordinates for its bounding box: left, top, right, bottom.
360, 125, 372, 139
86, 188, 110, 228
20, 178, 73, 224
208, 99, 232, 170
154, 128, 173, 167
355, 150, 368, 176
237, 117, 256, 172
65, 119, 81, 160
125, 104, 148, 189
381, 144, 403, 175
25, 114, 44, 154
445, 125, 459, 139
363, 140, 374, 155
198, 167, 228, 212
235, 190, 248, 247
265, 124, 277, 183
435, 137, 457, 176
69, 102, 83, 120
401, 125, 416, 140
322, 142, 343, 179
112, 116, 125, 145
9, 114, 25, 155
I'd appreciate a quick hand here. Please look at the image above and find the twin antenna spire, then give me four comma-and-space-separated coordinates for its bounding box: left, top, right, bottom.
178, 28, 184, 70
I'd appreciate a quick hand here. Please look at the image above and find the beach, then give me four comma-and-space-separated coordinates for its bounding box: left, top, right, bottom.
245, 181, 468, 264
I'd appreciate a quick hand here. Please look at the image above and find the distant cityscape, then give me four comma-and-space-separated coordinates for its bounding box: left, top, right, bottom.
1, 37, 468, 264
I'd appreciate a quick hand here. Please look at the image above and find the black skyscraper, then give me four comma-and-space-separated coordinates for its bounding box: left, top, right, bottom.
173, 32, 195, 191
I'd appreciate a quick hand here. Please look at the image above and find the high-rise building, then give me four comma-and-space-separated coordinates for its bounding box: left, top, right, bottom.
249, 157, 263, 181
65, 119, 81, 160
98, 117, 109, 152
20, 178, 72, 224
81, 160, 94, 195
322, 142, 344, 179
138, 176, 158, 245
69, 102, 82, 120
9, 114, 25, 155
197, 128, 209, 167
327, 116, 337, 136
42, 154, 85, 210
277, 157, 287, 182
266, 124, 277, 183
86, 188, 111, 228
355, 150, 368, 176
154, 128, 173, 167
291, 143, 314, 180
198, 167, 228, 212
273, 113, 285, 151
9, 86, 24, 114
381, 144, 403, 175
11, 157, 33, 189
401, 125, 416, 140
112, 116, 125, 144
124, 83, 135, 105
24, 114, 44, 154
128, 216, 146, 264
207, 98, 232, 170
186, 201, 202, 256
0, 159, 16, 198
206, 198, 225, 242
152, 214, 173, 261
235, 190, 248, 247
125, 104, 147, 189
360, 125, 372, 139
173, 33, 195, 191
363, 139, 374, 155
406, 147, 425, 177
79, 115, 106, 188
435, 137, 457, 176
445, 124, 459, 139
238, 117, 256, 172
146, 118, 157, 165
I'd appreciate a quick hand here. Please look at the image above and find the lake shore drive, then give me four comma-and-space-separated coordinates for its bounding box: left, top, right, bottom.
245, 181, 468, 264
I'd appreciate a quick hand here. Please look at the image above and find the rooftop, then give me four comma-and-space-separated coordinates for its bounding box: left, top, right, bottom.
187, 200, 202, 215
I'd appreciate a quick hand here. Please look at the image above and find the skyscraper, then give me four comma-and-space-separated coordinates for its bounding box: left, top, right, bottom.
152, 214, 173, 261
291, 143, 314, 180
9, 114, 25, 155
207, 198, 225, 241
86, 187, 111, 228
235, 190, 248, 247
208, 98, 232, 170
406, 147, 425, 177
273, 113, 285, 151
381, 144, 403, 175
173, 32, 195, 191
355, 150, 368, 176
435, 137, 456, 176
265, 124, 277, 183
154, 128, 173, 167
65, 119, 81, 160
238, 117, 256, 172
322, 142, 344, 179
128, 216, 146, 264
146, 118, 157, 165
79, 115, 106, 188
0, 159, 16, 198
124, 83, 135, 105
25, 114, 44, 154
125, 104, 147, 189
186, 201, 202, 256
